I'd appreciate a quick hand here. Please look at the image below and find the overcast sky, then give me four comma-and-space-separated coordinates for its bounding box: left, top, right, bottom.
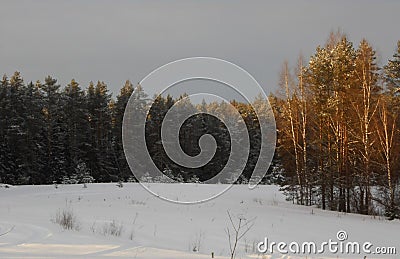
1, 0, 399, 98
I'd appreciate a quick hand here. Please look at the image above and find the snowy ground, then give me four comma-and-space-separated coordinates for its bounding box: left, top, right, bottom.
0, 183, 398, 258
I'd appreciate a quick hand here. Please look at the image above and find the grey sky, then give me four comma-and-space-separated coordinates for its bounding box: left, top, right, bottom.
1, 0, 399, 98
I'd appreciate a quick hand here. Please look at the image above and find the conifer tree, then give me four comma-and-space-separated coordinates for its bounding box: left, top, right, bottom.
384, 40, 400, 96
63, 79, 89, 179
86, 81, 115, 181
112, 80, 134, 180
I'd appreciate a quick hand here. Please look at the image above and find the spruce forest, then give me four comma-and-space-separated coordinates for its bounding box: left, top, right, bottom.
1, 33, 400, 219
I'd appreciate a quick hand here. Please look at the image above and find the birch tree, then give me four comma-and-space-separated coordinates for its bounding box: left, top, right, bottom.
376, 95, 399, 219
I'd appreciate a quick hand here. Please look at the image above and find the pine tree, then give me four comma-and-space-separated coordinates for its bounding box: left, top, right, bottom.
305, 36, 357, 212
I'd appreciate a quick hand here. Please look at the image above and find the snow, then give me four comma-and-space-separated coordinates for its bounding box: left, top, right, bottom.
0, 183, 398, 258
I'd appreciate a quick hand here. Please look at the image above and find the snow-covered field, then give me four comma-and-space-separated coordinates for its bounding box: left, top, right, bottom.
0, 183, 398, 259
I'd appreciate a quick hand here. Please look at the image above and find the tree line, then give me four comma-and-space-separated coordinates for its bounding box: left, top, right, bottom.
1, 31, 399, 219
0, 74, 270, 186
272, 32, 400, 219
0, 76, 134, 184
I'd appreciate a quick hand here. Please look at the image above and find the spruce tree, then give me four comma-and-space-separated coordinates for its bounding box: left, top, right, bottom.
21, 81, 45, 183
63, 79, 90, 179
112, 80, 134, 180
39, 76, 67, 183
384, 40, 400, 96
86, 81, 115, 181
0, 75, 13, 183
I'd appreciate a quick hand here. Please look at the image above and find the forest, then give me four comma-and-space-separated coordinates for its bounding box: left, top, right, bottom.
0, 32, 399, 219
